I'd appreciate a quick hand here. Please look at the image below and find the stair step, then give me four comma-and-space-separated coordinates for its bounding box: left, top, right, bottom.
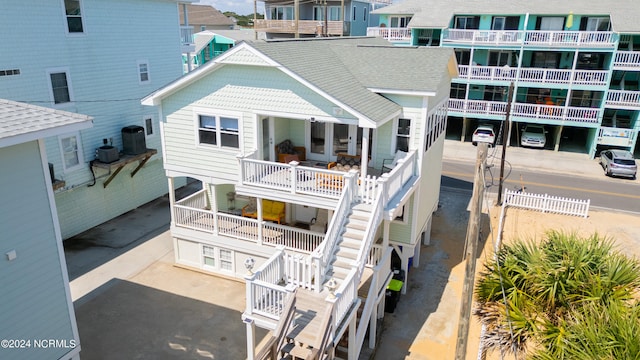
343, 229, 364, 240
333, 258, 354, 269
339, 237, 361, 249
334, 247, 358, 259
346, 217, 368, 229
353, 203, 372, 211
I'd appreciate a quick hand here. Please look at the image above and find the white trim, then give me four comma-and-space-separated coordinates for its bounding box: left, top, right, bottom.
192, 107, 243, 151
368, 88, 436, 97
137, 59, 151, 84
39, 139, 82, 359
46, 67, 75, 107
60, 0, 86, 36
0, 121, 91, 149
58, 132, 85, 173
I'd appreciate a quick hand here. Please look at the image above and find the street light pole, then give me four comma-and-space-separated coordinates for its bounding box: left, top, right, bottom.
497, 81, 514, 205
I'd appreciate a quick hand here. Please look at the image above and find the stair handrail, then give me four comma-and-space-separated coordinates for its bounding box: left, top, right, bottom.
310, 170, 358, 286
354, 179, 386, 280
252, 289, 297, 360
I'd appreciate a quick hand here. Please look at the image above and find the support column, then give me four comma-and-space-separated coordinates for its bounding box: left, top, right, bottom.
423, 216, 432, 246
167, 177, 176, 227
461, 117, 469, 142
413, 237, 421, 268
554, 125, 563, 152
348, 315, 357, 360
245, 319, 256, 360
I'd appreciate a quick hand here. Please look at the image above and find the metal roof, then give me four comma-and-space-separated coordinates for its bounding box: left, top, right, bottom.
0, 99, 93, 148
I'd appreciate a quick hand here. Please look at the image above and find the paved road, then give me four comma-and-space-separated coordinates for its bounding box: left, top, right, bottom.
442, 159, 640, 213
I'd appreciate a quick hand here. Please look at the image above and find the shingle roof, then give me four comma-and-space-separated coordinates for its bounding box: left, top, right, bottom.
180, 4, 234, 26
248, 38, 455, 124
0, 99, 93, 148
373, 0, 640, 33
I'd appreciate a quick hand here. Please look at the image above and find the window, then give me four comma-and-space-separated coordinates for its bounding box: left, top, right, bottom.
396, 118, 410, 152
454, 16, 480, 30
202, 246, 234, 272
314, 6, 340, 21
582, 17, 610, 31
492, 17, 505, 30
488, 51, 511, 66
537, 17, 564, 30
390, 16, 412, 28
200, 25, 206, 31
197, 114, 240, 148
455, 50, 471, 65
493, 16, 520, 30
143, 116, 154, 137
352, 6, 356, 21
363, 8, 367, 22
270, 6, 293, 20
532, 52, 560, 68
64, 0, 84, 33
0, 69, 20, 77
138, 60, 150, 84
59, 133, 84, 171
48, 69, 72, 105
483, 85, 506, 102
450, 83, 467, 99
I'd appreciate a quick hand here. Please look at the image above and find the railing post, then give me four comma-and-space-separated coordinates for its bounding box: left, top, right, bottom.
290, 161, 299, 194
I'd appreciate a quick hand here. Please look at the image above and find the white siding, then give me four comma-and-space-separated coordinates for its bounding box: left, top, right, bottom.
0, 0, 185, 238
0, 141, 77, 360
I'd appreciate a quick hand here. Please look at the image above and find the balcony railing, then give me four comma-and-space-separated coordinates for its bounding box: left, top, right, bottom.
448, 99, 601, 123
457, 65, 609, 86
254, 19, 344, 36
443, 29, 616, 48
597, 126, 636, 146
613, 51, 640, 69
606, 90, 640, 109
173, 189, 324, 253
366, 27, 411, 41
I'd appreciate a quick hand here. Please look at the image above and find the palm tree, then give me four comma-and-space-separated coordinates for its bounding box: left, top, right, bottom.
474, 231, 640, 359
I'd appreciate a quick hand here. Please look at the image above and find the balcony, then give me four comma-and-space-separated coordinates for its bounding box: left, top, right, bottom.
366, 27, 411, 42
606, 90, 640, 109
180, 25, 195, 52
254, 19, 345, 36
457, 65, 608, 87
448, 99, 602, 124
597, 127, 636, 146
613, 51, 640, 70
443, 29, 616, 48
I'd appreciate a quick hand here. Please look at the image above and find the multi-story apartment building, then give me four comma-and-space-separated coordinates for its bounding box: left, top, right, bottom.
0, 1, 193, 239
142, 37, 456, 359
254, 0, 392, 39
371, 0, 640, 158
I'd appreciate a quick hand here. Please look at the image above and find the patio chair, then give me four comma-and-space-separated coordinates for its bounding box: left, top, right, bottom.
382, 151, 407, 173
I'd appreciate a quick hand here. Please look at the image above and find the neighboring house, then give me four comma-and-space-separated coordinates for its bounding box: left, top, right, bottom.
142, 37, 456, 359
183, 29, 259, 73
0, 99, 93, 360
179, 3, 235, 32
254, 0, 392, 39
371, 0, 640, 158
0, 1, 192, 239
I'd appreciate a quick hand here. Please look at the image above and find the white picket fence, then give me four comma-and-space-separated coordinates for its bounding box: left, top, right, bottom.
503, 189, 590, 218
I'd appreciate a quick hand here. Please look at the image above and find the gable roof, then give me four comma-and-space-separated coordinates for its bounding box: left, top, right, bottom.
373, 0, 640, 33
143, 37, 456, 126
0, 99, 93, 148
180, 4, 234, 26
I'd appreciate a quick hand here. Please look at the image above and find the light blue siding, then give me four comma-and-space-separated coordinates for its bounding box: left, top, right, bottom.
0, 0, 186, 238
0, 142, 76, 360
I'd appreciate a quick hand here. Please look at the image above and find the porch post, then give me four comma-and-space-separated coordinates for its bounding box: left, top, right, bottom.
167, 177, 176, 227
294, 0, 299, 38
423, 216, 432, 246
360, 127, 370, 180
461, 117, 469, 142
554, 125, 563, 152
256, 198, 263, 246
211, 184, 219, 235
348, 315, 357, 360
245, 319, 256, 360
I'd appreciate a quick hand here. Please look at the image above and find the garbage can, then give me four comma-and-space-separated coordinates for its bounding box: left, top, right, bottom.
385, 278, 403, 313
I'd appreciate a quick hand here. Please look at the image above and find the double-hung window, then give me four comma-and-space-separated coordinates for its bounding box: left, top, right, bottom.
138, 60, 150, 84
64, 0, 84, 33
396, 118, 411, 152
59, 133, 84, 172
198, 114, 240, 148
202, 245, 234, 273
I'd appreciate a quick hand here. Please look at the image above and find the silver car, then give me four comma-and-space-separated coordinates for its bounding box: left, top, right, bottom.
600, 149, 637, 179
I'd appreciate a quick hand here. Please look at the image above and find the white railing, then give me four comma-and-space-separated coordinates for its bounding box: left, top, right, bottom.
239, 158, 346, 199
614, 51, 640, 68
597, 126, 636, 146
366, 27, 411, 41
282, 252, 315, 289
457, 65, 607, 86
443, 29, 615, 48
449, 99, 601, 124
606, 90, 640, 109
378, 152, 415, 205
330, 267, 359, 328
264, 222, 324, 253
503, 189, 590, 218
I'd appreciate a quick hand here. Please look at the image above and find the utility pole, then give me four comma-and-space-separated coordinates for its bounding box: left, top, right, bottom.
496, 81, 515, 205
454, 142, 488, 360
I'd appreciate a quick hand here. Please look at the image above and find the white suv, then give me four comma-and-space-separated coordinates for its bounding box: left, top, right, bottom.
472, 124, 496, 146
520, 124, 547, 148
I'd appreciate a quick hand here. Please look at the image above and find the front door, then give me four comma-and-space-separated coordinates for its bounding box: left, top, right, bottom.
260, 117, 273, 161
307, 122, 360, 162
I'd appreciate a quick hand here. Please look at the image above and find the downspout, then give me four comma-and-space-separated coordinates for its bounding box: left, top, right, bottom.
253, 0, 257, 40
341, 0, 345, 36
295, 0, 299, 38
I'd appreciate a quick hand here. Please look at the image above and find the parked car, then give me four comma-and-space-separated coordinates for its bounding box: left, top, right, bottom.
520, 124, 547, 148
472, 124, 496, 146
600, 149, 637, 179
